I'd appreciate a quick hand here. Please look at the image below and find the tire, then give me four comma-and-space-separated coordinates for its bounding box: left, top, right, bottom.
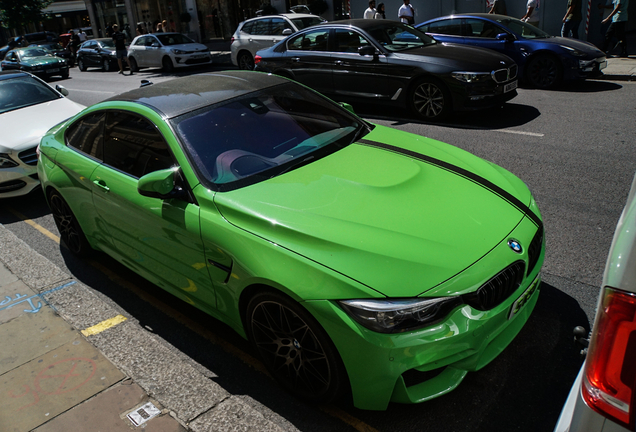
129, 56, 138, 72
162, 56, 174, 72
49, 190, 93, 256
410, 77, 451, 121
102, 58, 112, 72
246, 290, 348, 403
237, 52, 254, 70
77, 58, 87, 72
61, 71, 69, 79
525, 54, 562, 89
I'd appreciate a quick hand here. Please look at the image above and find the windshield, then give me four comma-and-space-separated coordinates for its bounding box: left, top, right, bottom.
173, 83, 363, 190
0, 75, 60, 114
290, 16, 324, 30
18, 48, 52, 58
98, 39, 116, 49
367, 23, 436, 52
156, 34, 195, 45
497, 18, 551, 38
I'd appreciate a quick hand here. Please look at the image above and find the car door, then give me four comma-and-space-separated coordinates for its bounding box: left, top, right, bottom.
1, 51, 19, 70
130, 36, 149, 66
89, 110, 216, 309
330, 28, 389, 100
419, 18, 465, 44
143, 35, 163, 67
82, 41, 98, 66
282, 28, 333, 94
460, 18, 524, 65
246, 18, 277, 56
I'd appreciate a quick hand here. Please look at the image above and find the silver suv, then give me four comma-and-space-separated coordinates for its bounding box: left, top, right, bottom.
230, 13, 324, 70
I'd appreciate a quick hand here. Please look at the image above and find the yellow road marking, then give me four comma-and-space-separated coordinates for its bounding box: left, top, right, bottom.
8, 208, 60, 243
81, 314, 128, 336
319, 405, 381, 432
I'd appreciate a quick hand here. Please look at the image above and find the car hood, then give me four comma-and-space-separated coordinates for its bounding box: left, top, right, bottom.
0, 98, 84, 151
214, 126, 533, 298
390, 43, 515, 70
21, 56, 66, 67
525, 36, 605, 56
167, 43, 209, 52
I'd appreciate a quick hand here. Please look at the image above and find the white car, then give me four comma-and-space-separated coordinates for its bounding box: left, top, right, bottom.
127, 32, 211, 72
0, 70, 84, 198
230, 14, 325, 70
554, 172, 636, 432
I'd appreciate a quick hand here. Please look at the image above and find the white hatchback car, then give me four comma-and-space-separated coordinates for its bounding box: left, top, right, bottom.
0, 70, 84, 198
230, 14, 325, 70
554, 172, 636, 432
127, 32, 211, 72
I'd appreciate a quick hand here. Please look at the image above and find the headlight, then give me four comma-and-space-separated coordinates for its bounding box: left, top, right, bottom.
339, 297, 461, 333
560, 45, 586, 57
0, 153, 18, 168
452, 72, 492, 83
172, 48, 185, 54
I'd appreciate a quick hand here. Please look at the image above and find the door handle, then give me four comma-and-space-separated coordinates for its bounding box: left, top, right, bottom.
334, 60, 344, 66
93, 179, 110, 192
291, 57, 300, 62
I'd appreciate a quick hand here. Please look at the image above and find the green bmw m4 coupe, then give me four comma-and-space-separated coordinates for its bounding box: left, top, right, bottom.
37, 71, 545, 410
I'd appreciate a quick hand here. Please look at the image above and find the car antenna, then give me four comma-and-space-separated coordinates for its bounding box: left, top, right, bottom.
140, 80, 153, 87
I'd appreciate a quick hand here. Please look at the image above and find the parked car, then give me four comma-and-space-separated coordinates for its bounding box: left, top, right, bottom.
0, 47, 70, 80
127, 32, 211, 72
230, 13, 325, 70
554, 172, 636, 432
29, 42, 74, 66
76, 38, 118, 71
38, 70, 544, 410
0, 37, 21, 60
417, 14, 607, 89
255, 19, 519, 121
0, 70, 83, 198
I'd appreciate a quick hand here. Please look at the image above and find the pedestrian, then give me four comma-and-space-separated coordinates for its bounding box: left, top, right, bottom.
106, 22, 113, 37
561, 0, 582, 38
112, 24, 132, 75
398, 0, 415, 24
601, 0, 629, 57
162, 19, 168, 32
375, 3, 386, 18
136, 23, 146, 36
156, 22, 163, 32
364, 0, 377, 18
520, 0, 540, 27
78, 28, 88, 42
489, 0, 507, 14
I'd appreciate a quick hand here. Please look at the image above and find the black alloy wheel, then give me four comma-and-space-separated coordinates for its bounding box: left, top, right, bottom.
129, 56, 138, 72
410, 77, 451, 121
49, 191, 93, 256
162, 56, 174, 72
237, 52, 254, 70
246, 291, 348, 403
77, 58, 87, 71
526, 54, 562, 89
102, 58, 111, 72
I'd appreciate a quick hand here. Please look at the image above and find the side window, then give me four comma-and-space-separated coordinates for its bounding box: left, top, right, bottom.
287, 29, 330, 51
252, 19, 271, 35
333, 29, 370, 54
241, 22, 254, 34
463, 19, 501, 38
134, 37, 147, 46
427, 19, 462, 36
65, 112, 105, 160
270, 18, 288, 36
103, 112, 174, 178
6, 52, 16, 61
145, 37, 157, 47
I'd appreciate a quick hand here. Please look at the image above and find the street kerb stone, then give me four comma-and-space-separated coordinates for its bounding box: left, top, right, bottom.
0, 337, 125, 432
189, 396, 292, 432
0, 225, 69, 292
88, 320, 230, 422
33, 381, 186, 432
0, 307, 77, 375
0, 261, 19, 287
0, 279, 40, 324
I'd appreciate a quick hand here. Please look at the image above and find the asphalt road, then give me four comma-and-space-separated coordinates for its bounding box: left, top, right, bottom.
2, 66, 635, 432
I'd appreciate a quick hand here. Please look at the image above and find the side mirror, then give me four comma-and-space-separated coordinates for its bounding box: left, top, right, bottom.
151, 42, 160, 48
358, 45, 376, 56
282, 28, 293, 36
496, 33, 514, 41
339, 102, 355, 114
138, 167, 185, 200
55, 85, 69, 96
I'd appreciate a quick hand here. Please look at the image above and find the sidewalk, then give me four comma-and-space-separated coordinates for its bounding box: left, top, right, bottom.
0, 224, 294, 432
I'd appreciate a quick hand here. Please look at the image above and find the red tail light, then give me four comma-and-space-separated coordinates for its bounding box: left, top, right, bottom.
230, 36, 235, 44
583, 287, 636, 429
254, 55, 262, 65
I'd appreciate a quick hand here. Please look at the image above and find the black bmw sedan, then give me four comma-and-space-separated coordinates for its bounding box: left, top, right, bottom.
254, 19, 519, 121
76, 38, 119, 72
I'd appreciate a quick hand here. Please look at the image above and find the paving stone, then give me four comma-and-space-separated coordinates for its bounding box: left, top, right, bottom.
33, 381, 186, 432
88, 320, 229, 422
0, 307, 77, 375
189, 396, 289, 432
0, 280, 39, 324
0, 338, 125, 432
0, 262, 19, 287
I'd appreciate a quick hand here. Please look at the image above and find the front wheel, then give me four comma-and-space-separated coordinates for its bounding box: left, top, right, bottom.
77, 58, 87, 71
49, 190, 93, 256
162, 56, 174, 72
128, 56, 138, 72
237, 52, 254, 70
246, 290, 348, 403
102, 58, 112, 72
410, 77, 451, 121
525, 55, 562, 89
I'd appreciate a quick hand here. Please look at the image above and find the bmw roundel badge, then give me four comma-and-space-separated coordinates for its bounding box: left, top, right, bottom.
508, 239, 522, 254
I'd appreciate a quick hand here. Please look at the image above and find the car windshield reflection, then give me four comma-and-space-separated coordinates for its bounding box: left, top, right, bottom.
0, 76, 60, 114
173, 83, 363, 189
368, 24, 436, 52
19, 48, 52, 58
156, 34, 195, 46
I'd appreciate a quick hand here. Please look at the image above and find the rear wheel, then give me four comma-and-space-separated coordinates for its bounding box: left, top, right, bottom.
162, 56, 174, 72
246, 290, 348, 403
525, 54, 562, 89
61, 70, 69, 79
49, 190, 93, 256
102, 58, 112, 72
237, 52, 254, 70
129, 56, 138, 72
77, 58, 87, 71
410, 77, 451, 121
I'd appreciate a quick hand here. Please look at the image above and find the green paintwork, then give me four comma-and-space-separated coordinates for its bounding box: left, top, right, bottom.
37, 97, 545, 411
138, 168, 177, 196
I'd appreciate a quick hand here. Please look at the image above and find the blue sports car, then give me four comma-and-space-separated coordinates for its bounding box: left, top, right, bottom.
417, 14, 607, 89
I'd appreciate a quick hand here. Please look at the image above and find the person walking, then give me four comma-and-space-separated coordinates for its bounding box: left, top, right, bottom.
521, 0, 540, 27
364, 0, 377, 18
562, 0, 582, 38
489, 0, 507, 14
112, 24, 132, 75
601, 0, 629, 56
398, 0, 415, 24
77, 29, 88, 42
375, 3, 386, 18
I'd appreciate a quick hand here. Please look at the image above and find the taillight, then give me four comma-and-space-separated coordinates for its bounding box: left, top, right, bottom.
36, 143, 41, 158
254, 55, 262, 65
230, 37, 235, 44
583, 286, 636, 429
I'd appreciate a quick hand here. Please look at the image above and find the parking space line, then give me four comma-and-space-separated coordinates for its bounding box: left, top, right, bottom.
8, 208, 61, 243
81, 314, 128, 336
495, 129, 544, 137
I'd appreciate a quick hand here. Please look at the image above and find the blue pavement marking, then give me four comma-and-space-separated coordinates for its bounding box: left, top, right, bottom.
0, 281, 76, 314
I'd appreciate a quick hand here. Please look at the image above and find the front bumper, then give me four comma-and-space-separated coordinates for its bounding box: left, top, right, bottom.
0, 162, 40, 198
305, 215, 545, 410
173, 53, 212, 67
452, 79, 519, 111
565, 56, 607, 80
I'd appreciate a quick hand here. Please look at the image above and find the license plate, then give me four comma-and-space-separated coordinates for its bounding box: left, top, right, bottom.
504, 80, 518, 93
599, 60, 608, 70
48, 68, 60, 73
508, 275, 539, 320
190, 54, 206, 59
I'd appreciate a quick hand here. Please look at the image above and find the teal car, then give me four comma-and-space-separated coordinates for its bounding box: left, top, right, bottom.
37, 71, 545, 410
0, 47, 69, 80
